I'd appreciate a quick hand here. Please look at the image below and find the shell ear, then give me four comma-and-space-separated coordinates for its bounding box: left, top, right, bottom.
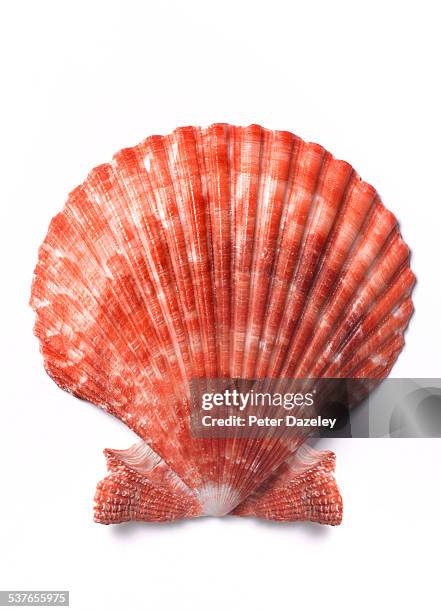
94, 471, 199, 524
94, 442, 200, 524
231, 446, 342, 526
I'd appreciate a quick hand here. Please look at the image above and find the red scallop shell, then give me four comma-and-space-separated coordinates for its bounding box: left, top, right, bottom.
30, 124, 415, 524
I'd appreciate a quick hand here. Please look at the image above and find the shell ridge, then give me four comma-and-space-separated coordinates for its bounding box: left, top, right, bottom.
319, 230, 411, 377
323, 268, 415, 377
335, 280, 414, 378
264, 145, 329, 378
241, 129, 296, 379
114, 144, 191, 386
241, 127, 271, 379
221, 125, 265, 500
195, 126, 227, 497
193, 125, 230, 492
230, 124, 263, 377
227, 130, 303, 499
113, 143, 211, 488
254, 134, 302, 377
153, 130, 224, 487
351, 331, 405, 378
104, 157, 188, 391
79, 168, 169, 383
164, 129, 211, 379
165, 128, 226, 489
79, 166, 191, 440
297, 206, 402, 376
229, 155, 358, 496
201, 124, 232, 377
287, 177, 379, 378
276, 157, 354, 378
227, 143, 335, 502
349, 299, 414, 377
106, 149, 201, 474
58, 171, 200, 485
191, 126, 225, 493
143, 135, 206, 382
253, 140, 322, 376
225, 126, 268, 502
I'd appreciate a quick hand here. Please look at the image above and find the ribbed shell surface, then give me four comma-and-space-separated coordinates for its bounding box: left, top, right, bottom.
30, 124, 415, 523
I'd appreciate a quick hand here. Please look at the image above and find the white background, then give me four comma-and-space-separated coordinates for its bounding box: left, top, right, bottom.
1, 1, 441, 610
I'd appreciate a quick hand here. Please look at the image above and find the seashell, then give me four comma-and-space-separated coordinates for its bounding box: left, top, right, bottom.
30, 124, 415, 525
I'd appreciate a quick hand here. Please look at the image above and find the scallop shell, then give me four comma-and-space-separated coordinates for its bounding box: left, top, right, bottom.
30, 124, 415, 525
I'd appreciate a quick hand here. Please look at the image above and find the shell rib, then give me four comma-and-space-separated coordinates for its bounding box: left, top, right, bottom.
30, 124, 415, 524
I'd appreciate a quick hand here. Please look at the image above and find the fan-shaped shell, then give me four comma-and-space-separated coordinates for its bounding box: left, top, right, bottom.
30, 124, 414, 524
